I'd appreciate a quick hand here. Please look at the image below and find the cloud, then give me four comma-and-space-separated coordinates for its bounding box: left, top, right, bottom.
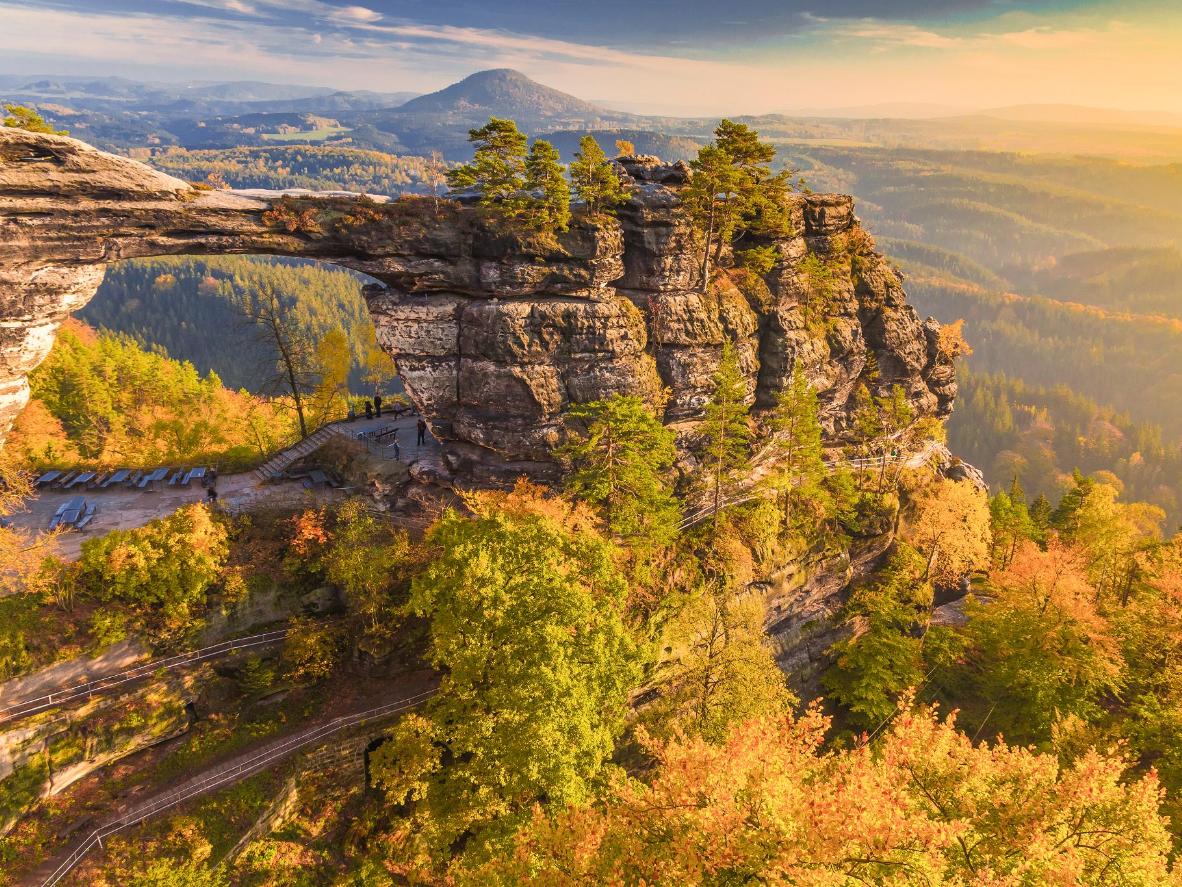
833, 22, 964, 49
332, 5, 382, 22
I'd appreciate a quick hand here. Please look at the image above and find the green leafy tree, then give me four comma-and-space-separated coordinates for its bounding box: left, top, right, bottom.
650, 587, 795, 743
568, 135, 627, 216
989, 477, 1036, 568
698, 341, 752, 522
524, 138, 570, 232
322, 498, 410, 644
560, 394, 680, 561
386, 485, 642, 862
2, 103, 67, 135
280, 615, 345, 682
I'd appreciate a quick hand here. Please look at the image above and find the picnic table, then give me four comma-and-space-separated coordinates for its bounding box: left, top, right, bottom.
34, 470, 62, 488
138, 468, 169, 489
66, 471, 96, 489
100, 469, 131, 488
49, 496, 86, 530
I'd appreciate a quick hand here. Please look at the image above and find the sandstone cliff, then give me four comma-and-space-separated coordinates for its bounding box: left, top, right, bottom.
0, 130, 955, 483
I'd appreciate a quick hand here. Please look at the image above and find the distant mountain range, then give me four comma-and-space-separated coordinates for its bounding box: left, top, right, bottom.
4, 68, 1182, 162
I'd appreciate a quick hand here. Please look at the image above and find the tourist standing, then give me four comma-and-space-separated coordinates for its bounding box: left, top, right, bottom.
416, 418, 427, 447
374, 393, 383, 418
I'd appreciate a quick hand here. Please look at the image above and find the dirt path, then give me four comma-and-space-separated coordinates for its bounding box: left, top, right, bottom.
20, 668, 438, 887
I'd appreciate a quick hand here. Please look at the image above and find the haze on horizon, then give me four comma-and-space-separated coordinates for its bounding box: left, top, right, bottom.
1, 0, 1180, 119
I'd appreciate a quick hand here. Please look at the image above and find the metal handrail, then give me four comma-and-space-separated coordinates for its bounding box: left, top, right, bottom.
677, 440, 941, 531
0, 630, 289, 725
40, 688, 436, 886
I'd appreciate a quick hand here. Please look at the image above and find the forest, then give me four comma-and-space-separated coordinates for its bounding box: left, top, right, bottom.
81, 255, 396, 395
141, 146, 445, 196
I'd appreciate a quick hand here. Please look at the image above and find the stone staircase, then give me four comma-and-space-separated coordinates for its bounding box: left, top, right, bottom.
252, 424, 340, 482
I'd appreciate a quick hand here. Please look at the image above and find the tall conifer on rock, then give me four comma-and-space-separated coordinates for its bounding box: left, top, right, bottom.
699, 341, 752, 522
569, 135, 627, 216
447, 117, 529, 212
766, 364, 825, 525
524, 138, 570, 232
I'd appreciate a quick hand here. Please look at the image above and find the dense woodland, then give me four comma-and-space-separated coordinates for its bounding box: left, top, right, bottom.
142, 146, 445, 196
81, 255, 395, 395
6, 320, 297, 470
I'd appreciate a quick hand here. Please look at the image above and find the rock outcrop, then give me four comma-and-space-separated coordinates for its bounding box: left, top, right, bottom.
0, 130, 955, 483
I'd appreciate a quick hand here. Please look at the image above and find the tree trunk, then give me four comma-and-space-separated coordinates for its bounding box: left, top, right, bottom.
701, 202, 715, 294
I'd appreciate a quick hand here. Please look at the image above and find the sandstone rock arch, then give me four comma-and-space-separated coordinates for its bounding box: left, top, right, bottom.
0, 129, 956, 485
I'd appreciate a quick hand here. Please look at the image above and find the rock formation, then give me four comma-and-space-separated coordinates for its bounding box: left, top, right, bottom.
0, 130, 955, 484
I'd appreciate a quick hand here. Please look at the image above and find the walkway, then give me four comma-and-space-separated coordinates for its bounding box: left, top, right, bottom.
678, 437, 943, 531
0, 630, 288, 727
29, 684, 437, 887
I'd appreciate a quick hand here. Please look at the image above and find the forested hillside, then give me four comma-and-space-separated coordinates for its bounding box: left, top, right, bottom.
143, 145, 443, 195
782, 146, 1182, 279
81, 255, 393, 394
771, 145, 1182, 524
949, 369, 1182, 526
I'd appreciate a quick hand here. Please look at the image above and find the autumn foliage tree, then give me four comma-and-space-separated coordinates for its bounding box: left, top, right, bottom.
78, 503, 228, 638
904, 476, 991, 587
647, 589, 795, 744
464, 704, 1178, 886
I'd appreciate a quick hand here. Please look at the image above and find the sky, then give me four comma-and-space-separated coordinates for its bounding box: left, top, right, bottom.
1, 0, 1181, 116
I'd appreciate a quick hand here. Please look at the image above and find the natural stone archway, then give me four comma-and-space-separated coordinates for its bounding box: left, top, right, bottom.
0, 128, 956, 486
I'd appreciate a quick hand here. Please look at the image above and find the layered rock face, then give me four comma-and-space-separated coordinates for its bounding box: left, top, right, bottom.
0, 130, 955, 483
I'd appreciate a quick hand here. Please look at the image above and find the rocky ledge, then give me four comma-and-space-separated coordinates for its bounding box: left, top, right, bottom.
0, 131, 955, 484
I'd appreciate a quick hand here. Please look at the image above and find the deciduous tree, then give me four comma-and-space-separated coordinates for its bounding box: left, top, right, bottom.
380, 483, 642, 864
905, 477, 991, 587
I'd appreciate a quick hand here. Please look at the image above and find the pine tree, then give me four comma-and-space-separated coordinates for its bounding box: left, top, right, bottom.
3, 103, 67, 135
1030, 493, 1054, 539
765, 364, 825, 526
524, 138, 570, 232
699, 341, 752, 522
569, 135, 627, 216
560, 394, 680, 555
682, 121, 793, 293
446, 117, 529, 213
682, 144, 743, 293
